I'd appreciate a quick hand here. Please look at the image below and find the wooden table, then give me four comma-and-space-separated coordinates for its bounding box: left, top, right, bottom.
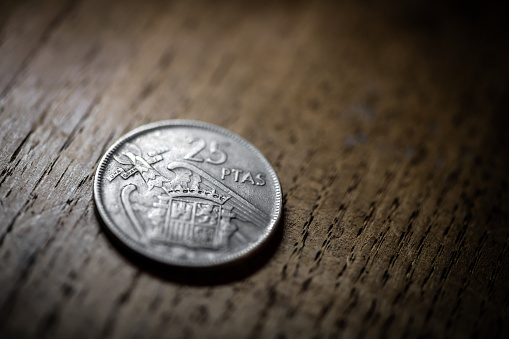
1, 0, 508, 338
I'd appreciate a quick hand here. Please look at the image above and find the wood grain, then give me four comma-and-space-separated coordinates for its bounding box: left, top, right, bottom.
1, 0, 508, 338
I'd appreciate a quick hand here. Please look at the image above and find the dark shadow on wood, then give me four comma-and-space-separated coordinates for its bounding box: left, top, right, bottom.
94, 203, 285, 286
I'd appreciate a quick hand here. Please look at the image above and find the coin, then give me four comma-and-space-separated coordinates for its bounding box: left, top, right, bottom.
94, 120, 282, 267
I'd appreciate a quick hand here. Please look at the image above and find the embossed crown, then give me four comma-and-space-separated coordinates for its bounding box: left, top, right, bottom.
162, 187, 230, 204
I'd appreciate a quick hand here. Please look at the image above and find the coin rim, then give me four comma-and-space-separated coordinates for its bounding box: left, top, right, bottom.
94, 120, 282, 267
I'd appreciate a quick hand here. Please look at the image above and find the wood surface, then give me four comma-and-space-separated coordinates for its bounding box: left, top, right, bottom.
1, 0, 509, 338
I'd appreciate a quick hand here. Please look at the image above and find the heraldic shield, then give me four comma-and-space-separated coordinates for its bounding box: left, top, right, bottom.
110, 144, 269, 251
152, 196, 237, 250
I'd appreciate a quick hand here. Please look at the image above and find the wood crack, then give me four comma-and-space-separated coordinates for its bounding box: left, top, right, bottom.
59, 95, 98, 153
248, 284, 277, 339
0, 193, 39, 247
9, 128, 34, 163
100, 270, 142, 339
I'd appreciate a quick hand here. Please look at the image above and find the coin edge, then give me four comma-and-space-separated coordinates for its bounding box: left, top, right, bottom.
93, 120, 283, 267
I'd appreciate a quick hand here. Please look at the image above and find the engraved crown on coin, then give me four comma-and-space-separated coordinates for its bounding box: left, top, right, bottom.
162, 187, 230, 205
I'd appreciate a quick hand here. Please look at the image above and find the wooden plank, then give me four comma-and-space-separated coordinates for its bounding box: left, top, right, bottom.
1, 0, 508, 338
0, 0, 75, 98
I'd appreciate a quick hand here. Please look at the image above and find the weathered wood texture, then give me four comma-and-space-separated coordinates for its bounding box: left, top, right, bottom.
1, 0, 509, 338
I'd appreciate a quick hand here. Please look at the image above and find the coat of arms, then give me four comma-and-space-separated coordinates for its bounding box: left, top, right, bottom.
107, 143, 268, 250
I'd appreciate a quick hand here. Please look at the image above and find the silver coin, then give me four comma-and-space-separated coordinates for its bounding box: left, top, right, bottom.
94, 120, 282, 267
